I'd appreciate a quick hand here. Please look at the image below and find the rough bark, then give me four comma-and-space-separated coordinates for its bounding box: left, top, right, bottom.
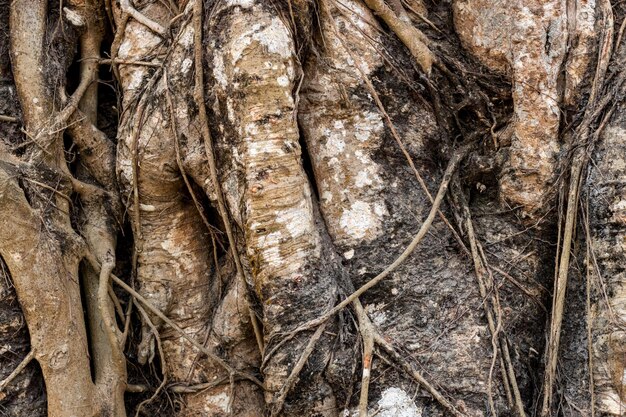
2, 0, 626, 416
586, 109, 626, 415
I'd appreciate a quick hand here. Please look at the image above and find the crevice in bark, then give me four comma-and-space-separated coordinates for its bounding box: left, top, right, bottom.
296, 123, 320, 202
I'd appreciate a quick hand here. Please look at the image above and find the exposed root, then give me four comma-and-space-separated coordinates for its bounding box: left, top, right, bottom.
134, 300, 168, 417
400, 0, 439, 32
109, 13, 129, 82
373, 331, 466, 417
76, 0, 103, 123
267, 143, 471, 359
66, 111, 118, 193
106, 269, 264, 388
270, 322, 330, 416
5, 0, 127, 414
99, 58, 161, 67
306, 143, 469, 327
265, 143, 471, 414
327, 0, 466, 261
98, 255, 123, 361
120, 0, 168, 36
55, 67, 98, 130
0, 115, 18, 123
192, 0, 264, 354
582, 199, 596, 417
361, 0, 434, 73
121, 295, 134, 348
355, 300, 374, 417
164, 70, 222, 238
0, 350, 34, 394
447, 174, 527, 416
541, 2, 614, 413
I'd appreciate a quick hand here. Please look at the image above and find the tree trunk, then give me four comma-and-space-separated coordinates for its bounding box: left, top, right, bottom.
0, 0, 625, 416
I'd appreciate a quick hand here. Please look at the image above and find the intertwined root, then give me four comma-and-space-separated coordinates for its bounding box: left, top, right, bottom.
3, 0, 626, 416
2, 0, 125, 415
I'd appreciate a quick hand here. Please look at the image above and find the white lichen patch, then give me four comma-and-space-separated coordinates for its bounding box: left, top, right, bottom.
180, 58, 193, 74
213, 53, 228, 88
339, 201, 387, 243
274, 201, 315, 239
203, 391, 231, 413
253, 18, 294, 59
376, 387, 422, 417
226, 0, 254, 8
229, 17, 293, 65
323, 133, 346, 157
307, 110, 386, 247
178, 25, 195, 48
277, 75, 289, 87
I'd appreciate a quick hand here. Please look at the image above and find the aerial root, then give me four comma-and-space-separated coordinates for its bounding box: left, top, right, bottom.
134, 300, 168, 417
0, 350, 35, 395
93, 262, 264, 388
355, 300, 375, 417
192, 0, 264, 354
360, 0, 434, 74
120, 0, 168, 36
541, 1, 615, 414
449, 178, 526, 417
0, 115, 18, 123
270, 322, 330, 416
109, 13, 129, 82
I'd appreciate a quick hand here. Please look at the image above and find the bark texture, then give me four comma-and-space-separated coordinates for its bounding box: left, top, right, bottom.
2, 0, 626, 416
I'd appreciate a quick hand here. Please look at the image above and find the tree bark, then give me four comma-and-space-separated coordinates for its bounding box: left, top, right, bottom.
1, 0, 625, 416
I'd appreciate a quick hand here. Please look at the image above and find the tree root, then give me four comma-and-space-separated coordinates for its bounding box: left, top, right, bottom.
192, 0, 264, 354
164, 70, 223, 239
361, 0, 434, 74
0, 350, 34, 394
355, 300, 375, 417
327, 0, 467, 266
76, 0, 103, 123
6, 0, 128, 414
270, 322, 330, 416
104, 267, 264, 388
134, 300, 168, 417
450, 179, 526, 417
99, 58, 161, 67
342, 298, 468, 416
109, 13, 129, 82
582, 198, 596, 417
0, 115, 18, 123
120, 0, 168, 36
541, 1, 614, 413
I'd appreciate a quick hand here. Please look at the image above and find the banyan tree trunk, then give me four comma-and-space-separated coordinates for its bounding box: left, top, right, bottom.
0, 0, 625, 416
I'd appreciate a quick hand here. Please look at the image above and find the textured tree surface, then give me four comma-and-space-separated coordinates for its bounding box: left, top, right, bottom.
0, 0, 625, 416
